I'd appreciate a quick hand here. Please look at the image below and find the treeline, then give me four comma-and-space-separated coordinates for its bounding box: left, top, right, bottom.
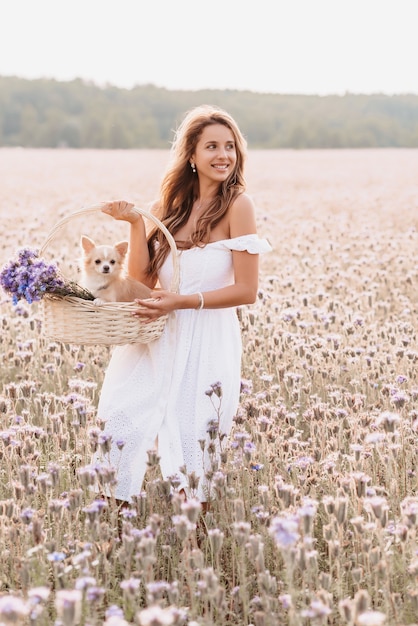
1, 75, 418, 149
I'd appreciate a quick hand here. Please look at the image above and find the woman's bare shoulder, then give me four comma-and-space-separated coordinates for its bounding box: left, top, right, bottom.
229, 193, 257, 237
230, 192, 255, 210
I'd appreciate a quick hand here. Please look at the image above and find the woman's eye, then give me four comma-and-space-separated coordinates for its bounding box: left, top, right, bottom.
207, 143, 235, 150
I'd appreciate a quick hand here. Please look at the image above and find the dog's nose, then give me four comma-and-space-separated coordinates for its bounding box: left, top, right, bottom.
102, 265, 110, 273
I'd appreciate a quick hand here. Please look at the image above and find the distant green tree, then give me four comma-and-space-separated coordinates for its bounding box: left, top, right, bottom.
1, 76, 418, 148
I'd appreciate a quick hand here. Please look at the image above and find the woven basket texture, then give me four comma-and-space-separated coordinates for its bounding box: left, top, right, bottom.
39, 205, 179, 346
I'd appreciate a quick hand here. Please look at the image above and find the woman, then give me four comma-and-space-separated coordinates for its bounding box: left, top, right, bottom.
97, 104, 271, 504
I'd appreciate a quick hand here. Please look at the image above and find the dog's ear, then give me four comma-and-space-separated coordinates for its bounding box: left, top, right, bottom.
115, 241, 129, 257
81, 235, 96, 253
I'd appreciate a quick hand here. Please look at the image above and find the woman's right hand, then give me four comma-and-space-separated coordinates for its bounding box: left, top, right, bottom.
100, 201, 140, 224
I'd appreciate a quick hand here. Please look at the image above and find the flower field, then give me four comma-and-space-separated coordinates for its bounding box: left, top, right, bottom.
1, 147, 418, 625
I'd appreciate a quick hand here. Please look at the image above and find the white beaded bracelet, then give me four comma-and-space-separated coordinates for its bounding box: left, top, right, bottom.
196, 292, 204, 310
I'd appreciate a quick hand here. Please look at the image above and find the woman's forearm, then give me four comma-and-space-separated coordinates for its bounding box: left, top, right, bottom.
127, 218, 154, 286
176, 282, 258, 310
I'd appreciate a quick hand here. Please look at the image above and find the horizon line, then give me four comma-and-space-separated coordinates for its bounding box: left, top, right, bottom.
1, 74, 418, 99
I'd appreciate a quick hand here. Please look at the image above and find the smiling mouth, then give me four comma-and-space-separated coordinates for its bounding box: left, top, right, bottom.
212, 164, 228, 170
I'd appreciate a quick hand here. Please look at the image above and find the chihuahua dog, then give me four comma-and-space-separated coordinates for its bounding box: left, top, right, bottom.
80, 235, 152, 302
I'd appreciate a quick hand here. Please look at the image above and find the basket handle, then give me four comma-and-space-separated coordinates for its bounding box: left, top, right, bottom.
39, 204, 180, 293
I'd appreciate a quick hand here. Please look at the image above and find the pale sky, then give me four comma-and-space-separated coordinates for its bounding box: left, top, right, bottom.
1, 0, 418, 95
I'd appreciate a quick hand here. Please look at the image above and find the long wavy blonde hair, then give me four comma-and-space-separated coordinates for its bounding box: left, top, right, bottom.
147, 104, 247, 277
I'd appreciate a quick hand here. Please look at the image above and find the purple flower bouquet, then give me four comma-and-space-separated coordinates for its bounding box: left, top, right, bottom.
0, 247, 94, 305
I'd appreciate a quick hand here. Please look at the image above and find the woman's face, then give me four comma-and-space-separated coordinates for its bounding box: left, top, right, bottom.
191, 123, 237, 185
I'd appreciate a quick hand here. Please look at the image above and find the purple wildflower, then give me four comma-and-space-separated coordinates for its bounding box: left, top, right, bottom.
20, 508, 35, 524
86, 586, 106, 603
0, 595, 29, 622
206, 419, 219, 440
301, 599, 332, 619
0, 248, 64, 304
106, 605, 125, 619
244, 441, 256, 452
47, 551, 66, 562
83, 500, 107, 523
120, 578, 141, 594
240, 378, 253, 394
55, 589, 82, 626
269, 515, 300, 549
279, 594, 292, 609
75, 576, 97, 590
205, 381, 223, 398
391, 391, 409, 408
0, 247, 94, 305
98, 433, 113, 454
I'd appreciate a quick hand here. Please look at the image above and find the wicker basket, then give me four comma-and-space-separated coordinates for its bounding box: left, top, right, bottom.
39, 205, 179, 345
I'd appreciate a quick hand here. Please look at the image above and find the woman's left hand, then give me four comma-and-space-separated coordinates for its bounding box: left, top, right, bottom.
132, 290, 179, 320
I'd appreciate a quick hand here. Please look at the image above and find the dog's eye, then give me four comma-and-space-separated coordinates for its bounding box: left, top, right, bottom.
94, 259, 101, 265
110, 259, 116, 265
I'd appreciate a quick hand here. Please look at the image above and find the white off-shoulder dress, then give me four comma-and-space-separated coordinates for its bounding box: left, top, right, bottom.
95, 234, 271, 502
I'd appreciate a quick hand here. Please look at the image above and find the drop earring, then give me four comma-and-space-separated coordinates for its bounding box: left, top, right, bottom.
190, 162, 196, 173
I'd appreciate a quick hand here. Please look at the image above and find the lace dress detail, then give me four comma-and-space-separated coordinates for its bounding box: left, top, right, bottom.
95, 234, 272, 502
